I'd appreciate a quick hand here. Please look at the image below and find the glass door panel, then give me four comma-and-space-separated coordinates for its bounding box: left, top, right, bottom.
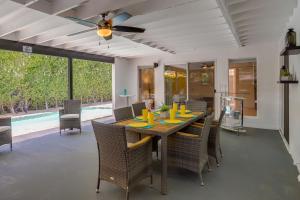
138, 67, 155, 108
164, 65, 187, 105
188, 62, 215, 113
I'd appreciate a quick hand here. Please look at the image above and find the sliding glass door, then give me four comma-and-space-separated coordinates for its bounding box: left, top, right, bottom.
188, 62, 215, 113
164, 65, 187, 106
138, 67, 155, 108
228, 59, 257, 116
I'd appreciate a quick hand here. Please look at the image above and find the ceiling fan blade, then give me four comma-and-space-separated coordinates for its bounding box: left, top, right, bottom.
112, 26, 145, 33
65, 16, 97, 28
67, 28, 97, 36
111, 12, 132, 26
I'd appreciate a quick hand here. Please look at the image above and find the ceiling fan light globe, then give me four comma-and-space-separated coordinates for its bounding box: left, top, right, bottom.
97, 28, 112, 37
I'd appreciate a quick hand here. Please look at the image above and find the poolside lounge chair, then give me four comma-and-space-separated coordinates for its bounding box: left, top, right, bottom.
92, 121, 153, 200
0, 117, 12, 151
59, 100, 81, 135
167, 114, 213, 186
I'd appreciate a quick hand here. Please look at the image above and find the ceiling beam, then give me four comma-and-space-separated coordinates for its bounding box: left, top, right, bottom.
63, 0, 146, 19
0, 39, 114, 63
0, 9, 46, 37
12, 0, 88, 15
16, 18, 71, 41
216, 0, 241, 46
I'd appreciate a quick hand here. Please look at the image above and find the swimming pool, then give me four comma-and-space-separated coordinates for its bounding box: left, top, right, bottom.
12, 103, 112, 137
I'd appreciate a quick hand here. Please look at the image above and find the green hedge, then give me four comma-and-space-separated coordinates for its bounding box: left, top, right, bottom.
0, 50, 112, 114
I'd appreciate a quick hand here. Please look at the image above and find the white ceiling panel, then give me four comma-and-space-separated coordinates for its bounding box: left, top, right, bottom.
0, 0, 297, 58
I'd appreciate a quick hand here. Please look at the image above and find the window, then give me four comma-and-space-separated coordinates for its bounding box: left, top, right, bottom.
228, 59, 257, 116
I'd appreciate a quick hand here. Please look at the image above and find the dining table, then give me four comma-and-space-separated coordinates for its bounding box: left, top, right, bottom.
115, 111, 204, 195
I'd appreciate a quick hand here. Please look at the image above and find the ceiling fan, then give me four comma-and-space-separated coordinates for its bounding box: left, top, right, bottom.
66, 12, 145, 40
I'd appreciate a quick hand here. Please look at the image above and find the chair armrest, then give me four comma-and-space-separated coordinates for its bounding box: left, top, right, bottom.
193, 122, 204, 126
191, 124, 204, 128
177, 132, 200, 138
128, 136, 152, 150
0, 117, 11, 126
193, 122, 218, 128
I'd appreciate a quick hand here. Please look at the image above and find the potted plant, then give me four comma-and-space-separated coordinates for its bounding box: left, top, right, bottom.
160, 104, 170, 118
280, 65, 290, 81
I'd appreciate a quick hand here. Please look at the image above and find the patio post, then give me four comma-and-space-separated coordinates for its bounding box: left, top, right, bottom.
68, 57, 73, 100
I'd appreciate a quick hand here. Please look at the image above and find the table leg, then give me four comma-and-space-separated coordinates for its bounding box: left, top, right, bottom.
161, 136, 168, 195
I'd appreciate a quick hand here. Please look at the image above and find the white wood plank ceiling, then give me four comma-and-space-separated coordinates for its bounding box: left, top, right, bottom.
0, 0, 297, 58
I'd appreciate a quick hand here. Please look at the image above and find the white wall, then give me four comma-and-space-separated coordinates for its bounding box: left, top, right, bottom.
113, 58, 137, 108
130, 41, 280, 130
279, 2, 300, 181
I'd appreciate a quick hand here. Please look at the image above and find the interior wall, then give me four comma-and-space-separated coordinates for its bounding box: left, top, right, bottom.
278, 2, 300, 181
130, 41, 280, 130
113, 58, 137, 109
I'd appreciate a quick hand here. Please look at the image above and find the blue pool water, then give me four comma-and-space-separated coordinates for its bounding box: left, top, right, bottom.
12, 103, 112, 137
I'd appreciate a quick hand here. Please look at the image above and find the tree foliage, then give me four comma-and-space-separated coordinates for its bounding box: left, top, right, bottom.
0, 50, 112, 114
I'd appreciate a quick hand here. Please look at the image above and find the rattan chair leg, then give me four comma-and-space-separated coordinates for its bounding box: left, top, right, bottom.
207, 160, 212, 172
199, 173, 204, 186
126, 188, 129, 200
216, 157, 220, 167
10, 142, 12, 151
96, 143, 100, 193
219, 146, 223, 158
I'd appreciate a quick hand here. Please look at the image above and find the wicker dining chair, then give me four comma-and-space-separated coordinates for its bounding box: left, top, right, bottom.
186, 100, 208, 115
0, 117, 12, 151
131, 102, 146, 117
167, 114, 213, 186
113, 106, 140, 143
91, 121, 153, 200
131, 102, 160, 159
113, 106, 134, 122
59, 100, 81, 135
193, 108, 226, 166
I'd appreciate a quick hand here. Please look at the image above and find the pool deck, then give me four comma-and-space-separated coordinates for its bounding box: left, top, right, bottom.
8, 102, 112, 137
0, 102, 112, 119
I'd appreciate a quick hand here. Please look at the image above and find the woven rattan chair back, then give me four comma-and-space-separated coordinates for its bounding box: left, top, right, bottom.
199, 114, 213, 166
64, 100, 81, 114
218, 107, 226, 125
113, 106, 134, 122
131, 102, 146, 117
186, 100, 207, 114
92, 121, 128, 188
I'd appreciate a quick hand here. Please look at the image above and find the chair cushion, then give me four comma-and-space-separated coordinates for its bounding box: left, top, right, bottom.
0, 126, 11, 133
60, 114, 80, 119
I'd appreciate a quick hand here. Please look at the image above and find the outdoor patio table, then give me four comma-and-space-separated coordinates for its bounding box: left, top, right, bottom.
115, 111, 204, 195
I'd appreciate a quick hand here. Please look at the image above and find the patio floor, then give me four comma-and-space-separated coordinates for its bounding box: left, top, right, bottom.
0, 120, 299, 200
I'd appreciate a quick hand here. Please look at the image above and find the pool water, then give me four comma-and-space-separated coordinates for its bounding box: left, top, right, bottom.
12, 103, 112, 137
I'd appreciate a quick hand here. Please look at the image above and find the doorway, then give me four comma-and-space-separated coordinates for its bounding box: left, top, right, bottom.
164, 65, 187, 106
188, 62, 215, 113
228, 59, 257, 116
138, 67, 155, 108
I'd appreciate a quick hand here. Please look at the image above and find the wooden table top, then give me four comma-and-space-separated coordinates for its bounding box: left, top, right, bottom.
115, 112, 204, 137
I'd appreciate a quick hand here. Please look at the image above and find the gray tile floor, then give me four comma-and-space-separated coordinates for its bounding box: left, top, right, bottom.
0, 121, 299, 200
